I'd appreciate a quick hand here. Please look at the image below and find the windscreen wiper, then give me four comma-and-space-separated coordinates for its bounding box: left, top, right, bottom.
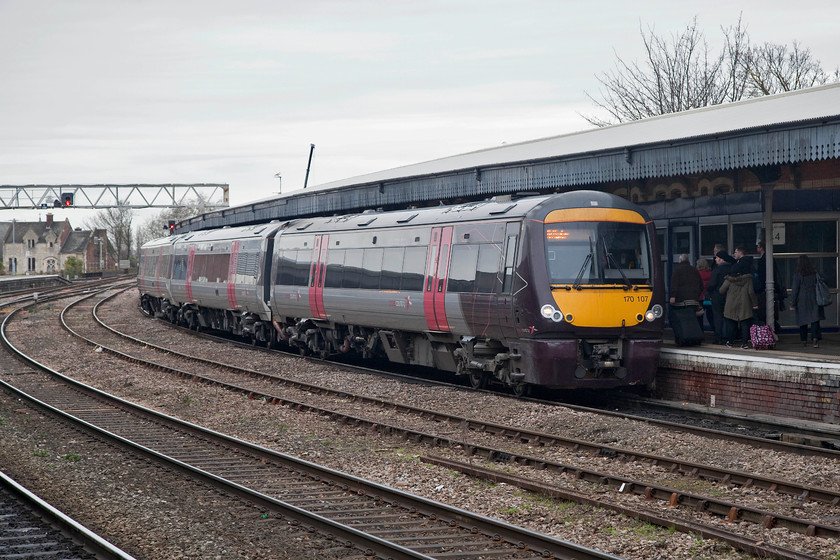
602, 236, 633, 288
573, 237, 594, 290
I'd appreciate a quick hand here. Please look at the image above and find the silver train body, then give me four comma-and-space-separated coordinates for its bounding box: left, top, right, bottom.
138, 191, 665, 393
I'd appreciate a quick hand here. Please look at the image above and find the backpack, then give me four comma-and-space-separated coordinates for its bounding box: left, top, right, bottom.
816, 274, 833, 306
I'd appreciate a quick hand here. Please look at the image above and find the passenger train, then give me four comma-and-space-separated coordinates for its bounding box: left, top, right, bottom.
138, 190, 664, 394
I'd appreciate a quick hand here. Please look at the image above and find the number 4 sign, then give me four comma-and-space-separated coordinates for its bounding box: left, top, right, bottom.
772, 223, 785, 245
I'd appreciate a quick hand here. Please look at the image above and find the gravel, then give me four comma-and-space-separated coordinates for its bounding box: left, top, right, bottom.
1, 288, 838, 560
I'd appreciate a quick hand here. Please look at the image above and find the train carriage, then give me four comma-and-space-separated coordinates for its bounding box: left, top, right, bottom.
267, 191, 664, 393
137, 234, 179, 317
168, 223, 282, 341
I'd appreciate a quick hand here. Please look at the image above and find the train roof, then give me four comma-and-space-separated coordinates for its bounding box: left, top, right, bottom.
282, 191, 650, 234
177, 222, 284, 243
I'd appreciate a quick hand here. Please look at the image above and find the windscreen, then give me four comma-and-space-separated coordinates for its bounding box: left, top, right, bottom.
545, 222, 652, 286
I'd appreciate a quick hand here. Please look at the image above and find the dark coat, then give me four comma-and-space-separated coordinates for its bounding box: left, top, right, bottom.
790, 272, 822, 326
756, 253, 786, 303
720, 274, 757, 321
707, 261, 732, 306
670, 261, 703, 303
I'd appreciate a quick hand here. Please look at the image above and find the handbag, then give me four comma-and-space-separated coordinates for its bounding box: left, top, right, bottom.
815, 274, 833, 306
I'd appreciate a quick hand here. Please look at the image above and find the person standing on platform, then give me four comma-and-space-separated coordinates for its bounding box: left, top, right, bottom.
789, 254, 823, 348
756, 241, 785, 333
696, 257, 713, 330
719, 253, 758, 349
670, 253, 703, 308
709, 252, 732, 344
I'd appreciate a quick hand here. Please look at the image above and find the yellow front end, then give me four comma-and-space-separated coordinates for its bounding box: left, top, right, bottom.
550, 286, 654, 328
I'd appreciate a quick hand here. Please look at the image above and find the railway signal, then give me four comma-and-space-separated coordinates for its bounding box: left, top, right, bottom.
61, 193, 74, 206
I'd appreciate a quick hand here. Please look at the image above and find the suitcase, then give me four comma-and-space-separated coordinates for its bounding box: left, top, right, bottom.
750, 323, 776, 350
669, 305, 704, 346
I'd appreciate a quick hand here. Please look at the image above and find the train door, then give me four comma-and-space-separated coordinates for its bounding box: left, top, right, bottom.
226, 241, 240, 309
498, 222, 520, 339
185, 244, 196, 302
308, 234, 328, 319
423, 226, 452, 331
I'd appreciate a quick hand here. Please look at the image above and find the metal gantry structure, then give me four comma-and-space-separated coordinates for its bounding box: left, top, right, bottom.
0, 184, 229, 210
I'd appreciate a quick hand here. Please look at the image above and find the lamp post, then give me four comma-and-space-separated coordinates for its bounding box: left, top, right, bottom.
94, 237, 104, 272
274, 172, 282, 194
11, 219, 15, 275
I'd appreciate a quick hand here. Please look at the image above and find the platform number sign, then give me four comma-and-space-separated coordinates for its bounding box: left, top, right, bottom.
772, 223, 785, 245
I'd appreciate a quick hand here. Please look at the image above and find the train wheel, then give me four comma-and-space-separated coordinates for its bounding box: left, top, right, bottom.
468, 370, 488, 390
511, 382, 531, 398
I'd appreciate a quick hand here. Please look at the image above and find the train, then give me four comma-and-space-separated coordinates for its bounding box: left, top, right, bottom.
138, 190, 664, 394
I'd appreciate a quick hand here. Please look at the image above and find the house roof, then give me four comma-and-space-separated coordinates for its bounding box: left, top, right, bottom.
0, 220, 65, 244
61, 231, 91, 254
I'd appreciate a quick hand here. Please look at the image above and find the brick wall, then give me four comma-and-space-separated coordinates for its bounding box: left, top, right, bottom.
656, 351, 840, 424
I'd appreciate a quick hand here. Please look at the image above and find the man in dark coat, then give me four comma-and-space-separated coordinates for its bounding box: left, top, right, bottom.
669, 253, 703, 305
708, 252, 733, 344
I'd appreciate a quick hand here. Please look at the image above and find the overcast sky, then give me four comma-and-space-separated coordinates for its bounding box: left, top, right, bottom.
2, 0, 838, 224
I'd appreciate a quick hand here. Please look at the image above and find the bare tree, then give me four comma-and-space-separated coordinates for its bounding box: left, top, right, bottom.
584, 16, 835, 126
746, 41, 830, 95
134, 196, 211, 254
86, 205, 133, 263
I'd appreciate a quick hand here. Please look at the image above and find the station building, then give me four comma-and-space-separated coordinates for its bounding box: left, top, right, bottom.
0, 213, 116, 276
181, 83, 840, 331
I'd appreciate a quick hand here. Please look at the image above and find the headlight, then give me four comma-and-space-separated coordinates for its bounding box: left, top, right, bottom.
645, 304, 664, 322
541, 304, 564, 323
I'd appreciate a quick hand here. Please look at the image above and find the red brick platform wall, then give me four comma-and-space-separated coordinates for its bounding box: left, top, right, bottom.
656, 352, 840, 425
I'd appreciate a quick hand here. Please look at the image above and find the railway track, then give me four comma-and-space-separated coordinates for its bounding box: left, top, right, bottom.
3, 287, 622, 560
0, 469, 137, 560
41, 287, 838, 559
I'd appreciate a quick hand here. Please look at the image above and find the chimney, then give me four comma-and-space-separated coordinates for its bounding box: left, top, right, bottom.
46, 213, 53, 227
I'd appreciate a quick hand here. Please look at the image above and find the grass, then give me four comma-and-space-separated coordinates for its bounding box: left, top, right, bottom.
61, 453, 81, 462
33, 449, 49, 457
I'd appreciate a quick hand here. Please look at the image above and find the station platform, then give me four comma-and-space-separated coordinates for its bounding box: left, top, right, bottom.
657, 330, 840, 426
0, 274, 69, 294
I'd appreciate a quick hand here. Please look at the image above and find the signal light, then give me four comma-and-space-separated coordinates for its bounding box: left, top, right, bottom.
61, 193, 74, 206
168, 220, 176, 230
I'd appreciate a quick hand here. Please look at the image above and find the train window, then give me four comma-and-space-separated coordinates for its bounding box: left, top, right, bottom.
447, 245, 478, 293
342, 249, 363, 289
294, 250, 312, 286
401, 247, 427, 291
275, 251, 296, 285
325, 250, 345, 288
361, 248, 383, 290
381, 248, 404, 290
544, 223, 651, 285
502, 236, 517, 293
173, 255, 188, 280
476, 244, 502, 293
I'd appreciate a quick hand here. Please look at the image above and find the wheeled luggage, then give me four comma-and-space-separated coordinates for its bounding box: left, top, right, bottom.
750, 322, 776, 350
669, 304, 704, 346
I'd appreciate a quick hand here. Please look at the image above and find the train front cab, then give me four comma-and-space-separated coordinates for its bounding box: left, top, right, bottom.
510, 196, 664, 390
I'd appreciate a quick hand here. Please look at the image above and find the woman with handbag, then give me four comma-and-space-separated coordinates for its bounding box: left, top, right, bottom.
789, 254, 824, 348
